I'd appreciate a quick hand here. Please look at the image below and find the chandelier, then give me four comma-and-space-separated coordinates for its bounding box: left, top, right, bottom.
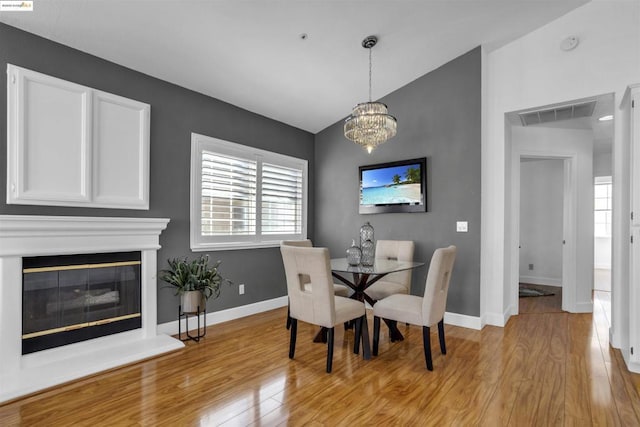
344, 35, 397, 153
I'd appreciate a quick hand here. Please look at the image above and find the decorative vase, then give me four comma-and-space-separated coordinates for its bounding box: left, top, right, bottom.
360, 222, 374, 248
360, 222, 375, 265
346, 239, 362, 266
361, 239, 375, 266
181, 290, 205, 314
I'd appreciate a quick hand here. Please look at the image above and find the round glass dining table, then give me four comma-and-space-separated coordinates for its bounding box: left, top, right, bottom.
330, 258, 425, 343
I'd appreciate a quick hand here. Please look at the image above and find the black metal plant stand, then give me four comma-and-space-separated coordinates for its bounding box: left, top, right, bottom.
178, 305, 206, 342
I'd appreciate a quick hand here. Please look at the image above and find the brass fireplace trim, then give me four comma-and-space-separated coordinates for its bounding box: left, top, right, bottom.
23, 260, 141, 274
22, 313, 141, 339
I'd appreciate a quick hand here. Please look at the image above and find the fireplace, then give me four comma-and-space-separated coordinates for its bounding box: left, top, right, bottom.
0, 215, 184, 403
22, 251, 143, 354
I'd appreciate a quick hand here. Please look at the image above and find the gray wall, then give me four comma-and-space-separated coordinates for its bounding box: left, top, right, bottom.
314, 48, 481, 317
519, 159, 563, 285
0, 23, 315, 323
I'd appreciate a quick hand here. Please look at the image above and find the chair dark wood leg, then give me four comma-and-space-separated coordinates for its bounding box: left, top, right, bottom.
289, 318, 297, 359
286, 303, 291, 330
360, 315, 371, 360
387, 320, 403, 342
326, 327, 334, 373
423, 326, 433, 371
353, 317, 362, 354
438, 319, 446, 355
373, 316, 380, 356
344, 320, 354, 330
313, 327, 328, 343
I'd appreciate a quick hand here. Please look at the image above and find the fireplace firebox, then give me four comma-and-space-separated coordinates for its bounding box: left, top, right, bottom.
22, 251, 142, 354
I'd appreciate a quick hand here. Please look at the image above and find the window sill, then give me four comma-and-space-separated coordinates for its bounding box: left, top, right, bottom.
190, 241, 282, 252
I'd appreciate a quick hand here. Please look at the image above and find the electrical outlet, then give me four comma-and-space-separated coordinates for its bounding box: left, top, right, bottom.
456, 221, 468, 232
239, 284, 245, 295
529, 264, 534, 271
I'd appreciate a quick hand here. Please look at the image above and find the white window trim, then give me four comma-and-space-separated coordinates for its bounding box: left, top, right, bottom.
190, 133, 308, 251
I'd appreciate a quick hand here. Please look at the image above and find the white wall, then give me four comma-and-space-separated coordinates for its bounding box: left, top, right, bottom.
519, 158, 564, 286
594, 151, 613, 177
482, 0, 640, 357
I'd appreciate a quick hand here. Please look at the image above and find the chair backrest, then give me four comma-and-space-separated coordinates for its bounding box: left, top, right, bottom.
281, 240, 313, 284
375, 240, 415, 291
280, 239, 312, 248
280, 245, 336, 328
421, 245, 457, 326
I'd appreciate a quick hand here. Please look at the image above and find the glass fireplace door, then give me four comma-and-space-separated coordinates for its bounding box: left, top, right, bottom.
22, 252, 142, 354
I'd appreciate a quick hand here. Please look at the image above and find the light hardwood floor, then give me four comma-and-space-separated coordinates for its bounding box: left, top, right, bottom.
518, 283, 562, 313
1, 293, 639, 426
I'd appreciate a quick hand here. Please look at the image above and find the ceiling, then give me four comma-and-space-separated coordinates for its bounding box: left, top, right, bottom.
0, 0, 589, 133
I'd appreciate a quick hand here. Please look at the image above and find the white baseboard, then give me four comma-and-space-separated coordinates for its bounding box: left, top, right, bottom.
157, 296, 289, 336
621, 348, 640, 373
157, 297, 484, 335
481, 306, 512, 328
444, 311, 482, 330
519, 275, 562, 287
610, 326, 621, 349
627, 360, 640, 374
573, 301, 594, 313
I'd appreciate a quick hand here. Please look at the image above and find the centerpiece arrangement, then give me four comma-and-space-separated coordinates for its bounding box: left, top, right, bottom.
346, 222, 376, 266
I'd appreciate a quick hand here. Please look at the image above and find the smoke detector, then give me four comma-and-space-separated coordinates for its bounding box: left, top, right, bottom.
560, 36, 579, 51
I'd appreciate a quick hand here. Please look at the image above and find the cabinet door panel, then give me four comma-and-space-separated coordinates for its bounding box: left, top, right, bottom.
632, 92, 640, 227
8, 66, 91, 203
93, 91, 150, 209
632, 227, 640, 364
7, 64, 150, 209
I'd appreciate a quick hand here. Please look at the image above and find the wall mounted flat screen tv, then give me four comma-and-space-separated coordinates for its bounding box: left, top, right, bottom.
359, 157, 427, 214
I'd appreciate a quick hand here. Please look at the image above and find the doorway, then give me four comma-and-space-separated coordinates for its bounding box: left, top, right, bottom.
506, 93, 613, 315
519, 157, 565, 313
511, 152, 577, 314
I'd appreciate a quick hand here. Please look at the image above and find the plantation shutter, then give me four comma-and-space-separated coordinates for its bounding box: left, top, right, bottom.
261, 162, 303, 235
201, 151, 257, 236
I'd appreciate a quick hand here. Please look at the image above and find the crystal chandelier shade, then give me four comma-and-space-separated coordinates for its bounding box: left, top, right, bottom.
344, 102, 397, 152
344, 36, 397, 153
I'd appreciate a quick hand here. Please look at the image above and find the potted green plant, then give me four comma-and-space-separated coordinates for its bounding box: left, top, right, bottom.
159, 255, 231, 313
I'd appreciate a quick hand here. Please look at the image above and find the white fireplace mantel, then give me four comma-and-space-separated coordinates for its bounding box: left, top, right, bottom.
0, 215, 184, 403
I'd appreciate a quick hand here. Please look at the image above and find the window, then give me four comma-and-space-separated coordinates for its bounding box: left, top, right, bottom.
594, 176, 612, 237
191, 133, 307, 250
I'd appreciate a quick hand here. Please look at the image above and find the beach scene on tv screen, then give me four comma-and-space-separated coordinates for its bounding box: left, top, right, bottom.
361, 164, 422, 206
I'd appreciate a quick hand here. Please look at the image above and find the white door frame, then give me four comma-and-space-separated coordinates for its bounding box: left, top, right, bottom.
510, 150, 579, 314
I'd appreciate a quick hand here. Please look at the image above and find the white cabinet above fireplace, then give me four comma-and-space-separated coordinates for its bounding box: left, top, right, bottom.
6, 64, 150, 209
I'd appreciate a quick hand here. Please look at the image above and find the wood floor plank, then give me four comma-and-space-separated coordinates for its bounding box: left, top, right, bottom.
1, 292, 639, 426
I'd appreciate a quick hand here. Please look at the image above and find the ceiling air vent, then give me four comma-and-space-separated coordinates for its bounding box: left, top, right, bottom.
518, 100, 596, 126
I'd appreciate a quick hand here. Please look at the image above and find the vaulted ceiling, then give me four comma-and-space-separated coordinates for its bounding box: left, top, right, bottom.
0, 0, 589, 133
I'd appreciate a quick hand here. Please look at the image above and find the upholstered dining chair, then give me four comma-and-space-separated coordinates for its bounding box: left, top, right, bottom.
365, 240, 415, 301
372, 245, 457, 370
281, 240, 350, 330
280, 245, 368, 373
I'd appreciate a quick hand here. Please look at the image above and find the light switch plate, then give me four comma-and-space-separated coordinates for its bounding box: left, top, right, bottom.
456, 221, 468, 232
